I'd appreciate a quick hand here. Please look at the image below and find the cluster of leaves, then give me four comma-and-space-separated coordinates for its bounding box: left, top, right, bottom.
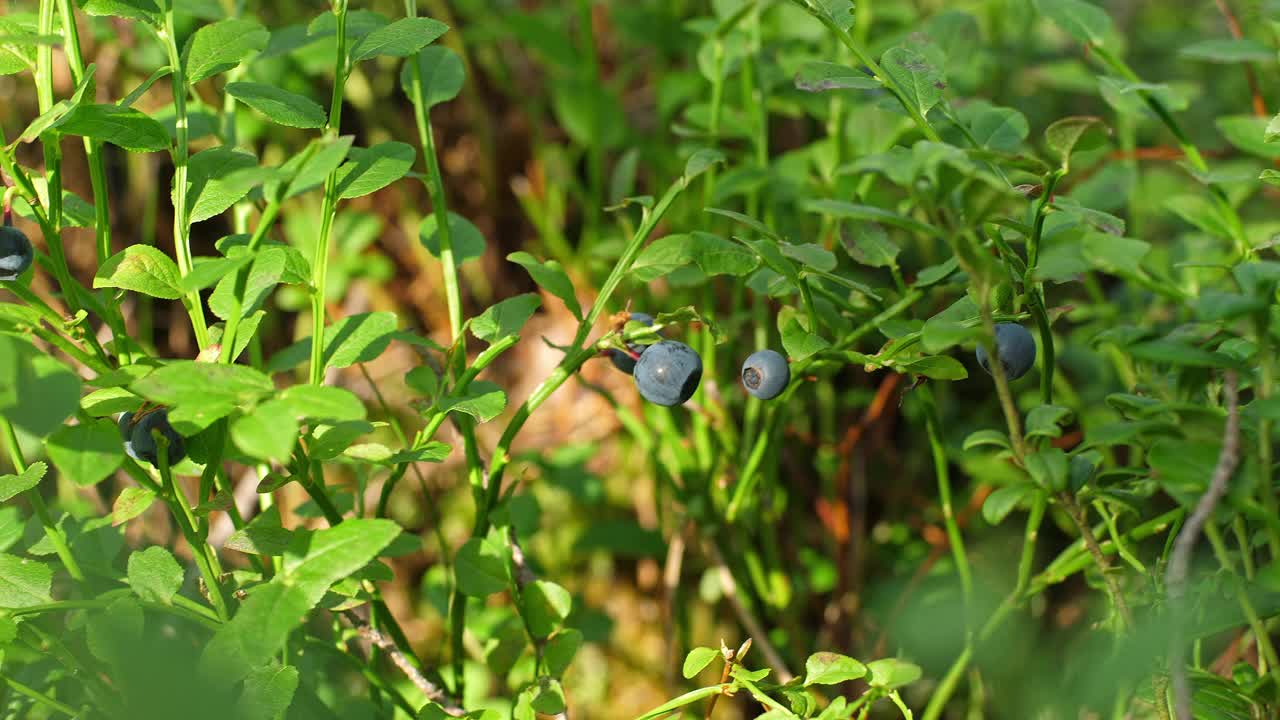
4, 0, 1280, 718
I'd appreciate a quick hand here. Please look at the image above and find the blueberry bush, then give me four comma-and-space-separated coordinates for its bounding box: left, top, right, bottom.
2, 0, 1280, 718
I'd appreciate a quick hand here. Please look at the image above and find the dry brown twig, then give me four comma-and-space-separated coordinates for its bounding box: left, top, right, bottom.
704, 539, 795, 684
340, 610, 465, 716
1166, 371, 1241, 720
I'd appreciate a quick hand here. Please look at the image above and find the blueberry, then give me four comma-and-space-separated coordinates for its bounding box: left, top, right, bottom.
0, 226, 33, 281
118, 411, 137, 460
741, 349, 790, 400
608, 312, 656, 375
633, 340, 703, 406
976, 323, 1036, 380
129, 409, 186, 467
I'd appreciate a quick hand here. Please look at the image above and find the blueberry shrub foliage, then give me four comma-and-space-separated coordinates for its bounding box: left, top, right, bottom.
3, 0, 1280, 717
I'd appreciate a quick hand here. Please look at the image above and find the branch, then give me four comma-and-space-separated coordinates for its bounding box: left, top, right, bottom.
704, 539, 795, 683
1167, 371, 1241, 720
341, 610, 465, 716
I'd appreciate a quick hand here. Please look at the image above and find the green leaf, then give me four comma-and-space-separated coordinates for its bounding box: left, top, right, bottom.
118, 65, 173, 109
225, 506, 295, 556
900, 355, 967, 380
46, 421, 122, 487
1025, 405, 1075, 440
419, 211, 486, 264
866, 658, 923, 689
1081, 233, 1150, 278
399, 46, 465, 109
0, 462, 46, 502
95, 245, 184, 299
683, 646, 719, 679
545, 629, 583, 678
0, 554, 52, 608
232, 399, 300, 462
1166, 193, 1235, 238
552, 77, 626, 150
1127, 339, 1245, 369
132, 361, 274, 409
278, 385, 367, 422
684, 148, 726, 181
779, 314, 830, 362
236, 664, 300, 720
225, 82, 326, 129
1035, 0, 1112, 45
335, 142, 416, 199
455, 536, 509, 597
81, 0, 160, 22
472, 293, 542, 344
275, 135, 354, 199
438, 380, 506, 423
186, 147, 271, 224
963, 429, 1010, 451
531, 678, 566, 715
881, 46, 944, 117
127, 546, 183, 604
842, 222, 900, 268
982, 483, 1038, 525
812, 0, 855, 30
112, 486, 157, 526
1180, 38, 1274, 64
507, 251, 582, 319
308, 421, 374, 461
963, 104, 1030, 153
352, 17, 448, 62
1044, 116, 1107, 165
794, 61, 878, 92
631, 232, 758, 281
54, 103, 170, 151
267, 312, 398, 373
804, 651, 867, 686
0, 334, 82, 438
803, 199, 943, 237
283, 519, 403, 595
208, 245, 298, 320
181, 254, 254, 294
521, 579, 572, 638
183, 18, 269, 83
1218, 115, 1280, 158
1025, 448, 1069, 491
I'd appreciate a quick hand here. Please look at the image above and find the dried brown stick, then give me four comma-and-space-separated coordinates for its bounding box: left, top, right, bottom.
1167, 372, 1241, 720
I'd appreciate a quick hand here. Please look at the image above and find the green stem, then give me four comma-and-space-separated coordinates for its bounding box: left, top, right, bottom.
789, 0, 941, 143
1, 416, 83, 581
922, 387, 973, 609
1089, 44, 1249, 257
159, 10, 209, 349
308, 0, 349, 386
1204, 523, 1280, 673
2, 675, 79, 718
156, 439, 229, 621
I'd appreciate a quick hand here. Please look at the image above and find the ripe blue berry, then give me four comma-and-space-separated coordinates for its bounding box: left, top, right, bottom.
608, 312, 656, 375
128, 409, 186, 467
741, 349, 790, 400
976, 323, 1036, 380
633, 340, 702, 406
0, 226, 34, 281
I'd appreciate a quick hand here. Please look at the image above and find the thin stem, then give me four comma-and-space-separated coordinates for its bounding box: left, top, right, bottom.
159, 10, 209, 348
0, 416, 83, 581
1168, 373, 1242, 719
921, 387, 973, 610
2, 675, 79, 718
308, 0, 349, 385
156, 438, 229, 621
788, 0, 941, 143
1059, 493, 1133, 631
